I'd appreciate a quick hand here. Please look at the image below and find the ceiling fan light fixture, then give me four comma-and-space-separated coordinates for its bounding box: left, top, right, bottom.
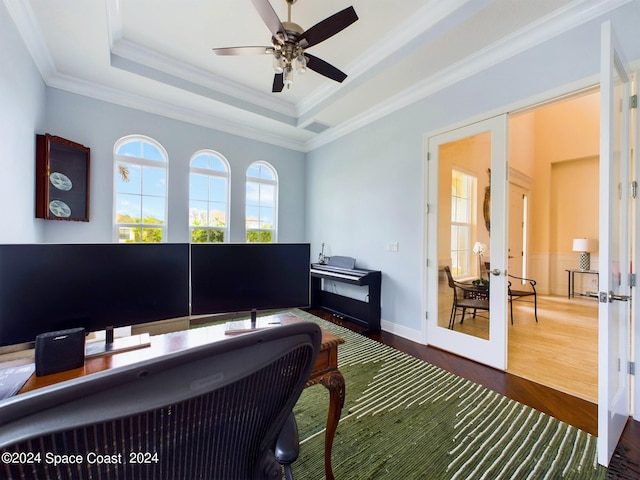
272, 53, 284, 73
284, 65, 293, 87
296, 54, 307, 74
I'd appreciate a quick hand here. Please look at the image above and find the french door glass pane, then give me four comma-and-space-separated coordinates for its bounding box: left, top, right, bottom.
439, 132, 491, 340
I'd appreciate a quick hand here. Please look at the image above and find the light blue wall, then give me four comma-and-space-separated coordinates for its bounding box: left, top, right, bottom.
41, 90, 306, 244
305, 6, 640, 336
4, 0, 640, 338
0, 2, 46, 243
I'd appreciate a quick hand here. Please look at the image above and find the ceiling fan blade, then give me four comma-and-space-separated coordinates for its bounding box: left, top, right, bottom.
213, 46, 271, 56
299, 6, 358, 48
251, 0, 288, 42
272, 73, 284, 92
305, 54, 347, 83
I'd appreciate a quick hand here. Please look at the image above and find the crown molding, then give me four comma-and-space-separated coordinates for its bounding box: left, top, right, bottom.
46, 73, 308, 152
4, 0, 307, 150
105, 0, 123, 49
110, 39, 298, 125
105, 0, 490, 132
104, 0, 296, 122
3, 0, 56, 80
5, 0, 633, 154
306, 0, 632, 150
296, 0, 489, 118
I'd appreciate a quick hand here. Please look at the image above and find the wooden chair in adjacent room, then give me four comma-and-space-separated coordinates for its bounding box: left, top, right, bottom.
444, 266, 490, 329
508, 274, 538, 324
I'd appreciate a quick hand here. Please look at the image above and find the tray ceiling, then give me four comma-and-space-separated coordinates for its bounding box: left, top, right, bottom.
5, 0, 626, 151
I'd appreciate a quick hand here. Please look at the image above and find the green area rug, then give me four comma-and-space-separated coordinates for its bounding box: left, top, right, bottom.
194, 310, 606, 479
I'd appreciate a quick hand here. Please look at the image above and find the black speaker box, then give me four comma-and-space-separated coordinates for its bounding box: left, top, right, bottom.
35, 327, 86, 376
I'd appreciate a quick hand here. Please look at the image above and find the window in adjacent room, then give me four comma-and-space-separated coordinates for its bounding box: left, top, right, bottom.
451, 169, 476, 277
246, 162, 277, 243
189, 150, 230, 243
114, 136, 168, 243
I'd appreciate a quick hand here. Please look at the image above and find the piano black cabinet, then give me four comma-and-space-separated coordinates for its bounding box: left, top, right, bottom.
310, 264, 382, 332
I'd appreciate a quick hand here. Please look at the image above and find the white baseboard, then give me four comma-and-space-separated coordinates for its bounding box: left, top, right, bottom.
381, 318, 425, 345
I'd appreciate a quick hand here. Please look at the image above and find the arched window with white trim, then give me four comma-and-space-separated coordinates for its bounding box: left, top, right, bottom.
189, 150, 230, 243
245, 161, 277, 243
113, 135, 168, 243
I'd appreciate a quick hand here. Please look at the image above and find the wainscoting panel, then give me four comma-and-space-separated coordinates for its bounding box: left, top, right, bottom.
528, 253, 550, 295
528, 253, 599, 297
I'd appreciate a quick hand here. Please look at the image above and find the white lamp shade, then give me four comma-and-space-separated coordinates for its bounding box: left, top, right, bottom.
572, 238, 597, 252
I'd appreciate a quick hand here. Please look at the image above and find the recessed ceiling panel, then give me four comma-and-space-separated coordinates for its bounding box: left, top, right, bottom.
20, 0, 620, 151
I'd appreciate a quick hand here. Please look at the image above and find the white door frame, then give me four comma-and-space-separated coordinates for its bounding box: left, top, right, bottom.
633, 68, 640, 423
426, 115, 509, 370
598, 20, 633, 467
420, 48, 640, 462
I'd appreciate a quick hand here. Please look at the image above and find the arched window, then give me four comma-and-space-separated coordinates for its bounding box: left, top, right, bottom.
189, 150, 230, 243
113, 136, 168, 243
246, 162, 278, 243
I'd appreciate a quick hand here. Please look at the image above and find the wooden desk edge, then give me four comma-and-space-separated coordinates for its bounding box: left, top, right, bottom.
7, 311, 346, 480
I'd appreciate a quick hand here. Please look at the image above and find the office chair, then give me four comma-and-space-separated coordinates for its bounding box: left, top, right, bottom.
0, 322, 321, 480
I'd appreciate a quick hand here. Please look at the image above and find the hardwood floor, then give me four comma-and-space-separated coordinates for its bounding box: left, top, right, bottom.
443, 293, 598, 401
304, 308, 640, 478
508, 294, 598, 402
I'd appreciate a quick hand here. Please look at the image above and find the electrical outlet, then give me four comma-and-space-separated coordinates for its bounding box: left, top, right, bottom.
387, 241, 399, 252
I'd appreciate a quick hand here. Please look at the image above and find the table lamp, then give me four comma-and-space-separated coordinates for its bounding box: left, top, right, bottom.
572, 238, 597, 271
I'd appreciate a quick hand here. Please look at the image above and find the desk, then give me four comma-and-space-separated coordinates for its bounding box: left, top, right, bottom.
566, 269, 599, 299
14, 312, 345, 480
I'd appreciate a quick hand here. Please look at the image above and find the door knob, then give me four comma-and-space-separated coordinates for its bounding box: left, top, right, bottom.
490, 269, 501, 276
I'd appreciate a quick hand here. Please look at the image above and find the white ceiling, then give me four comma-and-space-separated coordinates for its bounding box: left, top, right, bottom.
4, 0, 628, 151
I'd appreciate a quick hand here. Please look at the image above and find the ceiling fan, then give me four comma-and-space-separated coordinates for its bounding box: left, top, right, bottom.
213, 0, 358, 92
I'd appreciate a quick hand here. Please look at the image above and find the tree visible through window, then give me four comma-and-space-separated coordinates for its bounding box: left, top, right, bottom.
189, 150, 229, 243
246, 162, 277, 243
114, 136, 167, 243
451, 169, 476, 276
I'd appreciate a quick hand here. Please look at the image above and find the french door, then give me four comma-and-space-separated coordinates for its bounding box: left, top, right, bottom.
426, 115, 509, 370
598, 20, 634, 467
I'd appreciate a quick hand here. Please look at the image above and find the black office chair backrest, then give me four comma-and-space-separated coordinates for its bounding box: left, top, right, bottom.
0, 322, 321, 480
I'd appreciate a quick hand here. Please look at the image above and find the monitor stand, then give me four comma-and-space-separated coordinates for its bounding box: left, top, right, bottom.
85, 327, 151, 358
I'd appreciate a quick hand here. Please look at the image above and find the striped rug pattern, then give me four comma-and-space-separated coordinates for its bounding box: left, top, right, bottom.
292, 310, 606, 480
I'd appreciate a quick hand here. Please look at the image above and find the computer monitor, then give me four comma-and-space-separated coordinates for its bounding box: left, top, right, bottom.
190, 243, 310, 317
0, 243, 190, 349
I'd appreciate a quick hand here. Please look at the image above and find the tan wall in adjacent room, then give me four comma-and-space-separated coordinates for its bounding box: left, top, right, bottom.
509, 90, 599, 294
